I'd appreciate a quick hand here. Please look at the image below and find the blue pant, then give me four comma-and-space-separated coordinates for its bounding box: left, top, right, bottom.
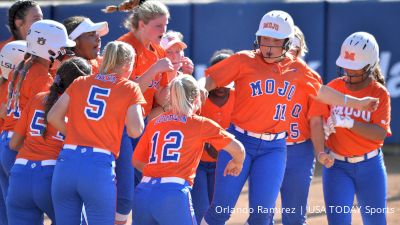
270, 140, 315, 225
130, 119, 147, 225
204, 125, 287, 225
191, 161, 216, 224
323, 150, 387, 225
51, 146, 116, 225
115, 129, 135, 219
132, 178, 196, 225
6, 161, 56, 225
0, 188, 6, 225
0, 131, 18, 225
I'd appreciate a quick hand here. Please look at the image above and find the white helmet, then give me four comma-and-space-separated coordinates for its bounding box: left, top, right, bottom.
255, 10, 295, 40
336, 32, 379, 71
0, 40, 27, 79
26, 19, 76, 61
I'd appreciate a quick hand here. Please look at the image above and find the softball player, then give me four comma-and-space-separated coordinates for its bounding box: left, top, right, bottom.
320, 32, 391, 225
6, 57, 91, 225
0, 40, 27, 225
60, 16, 109, 75
270, 26, 334, 225
191, 49, 235, 224
132, 74, 245, 225
148, 30, 194, 121
106, 2, 174, 222
0, 0, 43, 46
160, 30, 194, 76
201, 10, 380, 225
48, 41, 145, 225
0, 19, 73, 218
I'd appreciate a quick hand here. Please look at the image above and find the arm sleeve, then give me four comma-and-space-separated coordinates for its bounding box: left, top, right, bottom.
200, 117, 235, 150
128, 82, 147, 106
206, 53, 243, 88
371, 89, 391, 135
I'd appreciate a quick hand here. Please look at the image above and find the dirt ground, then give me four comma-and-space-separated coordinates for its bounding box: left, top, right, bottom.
45, 152, 400, 225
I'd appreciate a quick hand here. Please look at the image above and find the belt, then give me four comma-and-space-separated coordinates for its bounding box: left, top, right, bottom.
141, 176, 186, 185
63, 144, 112, 155
234, 125, 286, 141
286, 140, 306, 146
328, 149, 380, 164
14, 158, 56, 166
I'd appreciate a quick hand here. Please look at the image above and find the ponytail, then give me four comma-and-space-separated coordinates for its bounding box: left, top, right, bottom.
102, 0, 143, 13
170, 75, 201, 116
100, 41, 135, 75
371, 64, 385, 85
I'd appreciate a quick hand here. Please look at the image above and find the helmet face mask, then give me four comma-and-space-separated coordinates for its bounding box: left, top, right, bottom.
337, 65, 372, 84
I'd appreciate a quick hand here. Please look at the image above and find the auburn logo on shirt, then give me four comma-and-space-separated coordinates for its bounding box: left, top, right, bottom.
332, 105, 371, 122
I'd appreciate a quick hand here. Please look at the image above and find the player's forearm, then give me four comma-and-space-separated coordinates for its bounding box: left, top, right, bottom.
309, 116, 325, 156
9, 133, 25, 151
350, 121, 387, 141
135, 66, 160, 92
224, 139, 245, 164
317, 86, 364, 109
47, 111, 67, 135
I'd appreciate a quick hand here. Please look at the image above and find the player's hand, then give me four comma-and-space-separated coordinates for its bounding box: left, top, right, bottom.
154, 58, 174, 74
181, 57, 194, 75
356, 97, 379, 112
223, 159, 243, 177
317, 152, 334, 168
323, 117, 336, 140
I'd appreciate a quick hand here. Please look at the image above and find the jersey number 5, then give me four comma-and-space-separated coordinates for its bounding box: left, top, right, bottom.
85, 86, 111, 121
149, 131, 183, 163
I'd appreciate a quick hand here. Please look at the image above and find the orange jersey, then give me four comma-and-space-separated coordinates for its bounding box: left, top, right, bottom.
318, 78, 391, 156
282, 58, 323, 142
118, 32, 168, 116
89, 57, 102, 75
133, 113, 234, 186
199, 89, 235, 162
49, 56, 100, 77
65, 74, 146, 157
14, 92, 64, 160
3, 63, 53, 131
206, 50, 320, 134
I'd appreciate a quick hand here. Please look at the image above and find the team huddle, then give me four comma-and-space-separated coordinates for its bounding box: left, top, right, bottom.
0, 0, 391, 225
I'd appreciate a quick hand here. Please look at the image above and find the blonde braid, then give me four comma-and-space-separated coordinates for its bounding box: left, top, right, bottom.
6, 53, 30, 110
13, 55, 37, 109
